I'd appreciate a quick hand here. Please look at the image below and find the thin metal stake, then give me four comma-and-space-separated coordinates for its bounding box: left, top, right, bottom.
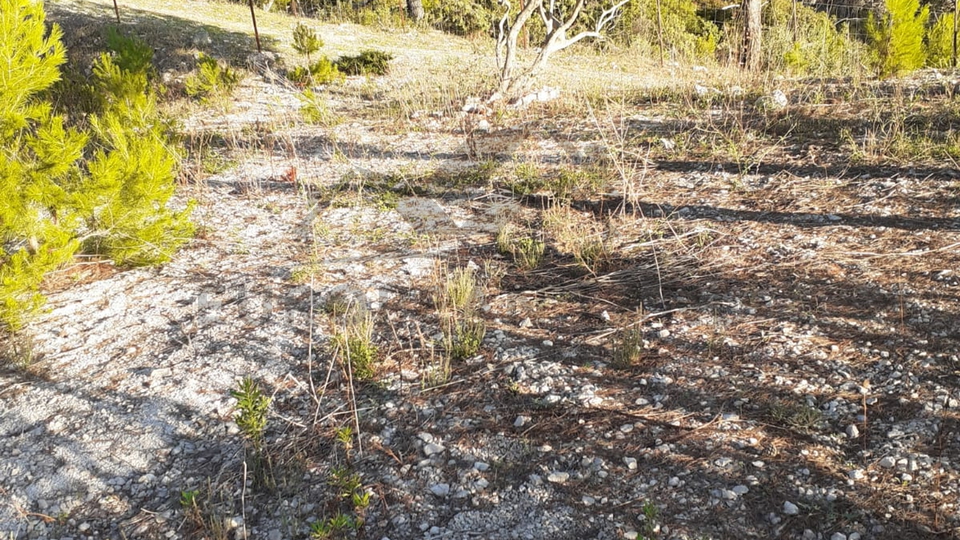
112, 0, 120, 23
248, 0, 262, 53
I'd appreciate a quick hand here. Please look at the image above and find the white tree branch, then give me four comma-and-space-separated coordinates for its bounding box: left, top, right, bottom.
494, 0, 629, 98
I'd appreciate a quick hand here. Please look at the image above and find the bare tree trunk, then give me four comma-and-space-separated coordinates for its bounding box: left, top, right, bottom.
407, 0, 424, 22
742, 0, 762, 71
495, 0, 628, 98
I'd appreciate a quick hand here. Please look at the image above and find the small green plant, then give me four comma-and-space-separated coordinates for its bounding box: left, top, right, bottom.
105, 26, 154, 77
0, 334, 37, 372
287, 65, 312, 86
436, 266, 479, 313
329, 466, 364, 498
185, 53, 241, 101
335, 425, 354, 454
316, 463, 370, 538
310, 57, 345, 85
512, 237, 545, 270
231, 377, 271, 449
789, 404, 824, 431
510, 162, 544, 195
299, 89, 337, 125
574, 236, 609, 274
611, 328, 644, 369
177, 484, 230, 539
449, 317, 485, 360
433, 264, 486, 380
292, 22, 323, 62
639, 500, 659, 538
770, 400, 824, 432
179, 489, 199, 508
865, 0, 928, 77
332, 303, 378, 381
335, 50, 393, 76
496, 222, 517, 256
310, 512, 359, 539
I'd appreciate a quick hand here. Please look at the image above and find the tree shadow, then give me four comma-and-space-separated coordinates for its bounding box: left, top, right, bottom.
46, 1, 279, 74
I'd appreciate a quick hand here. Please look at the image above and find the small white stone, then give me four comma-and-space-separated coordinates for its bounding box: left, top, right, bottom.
668, 476, 680, 487
623, 457, 638, 470
514, 415, 530, 427
831, 533, 847, 540
803, 530, 817, 540
732, 485, 749, 495
849, 533, 862, 540
846, 424, 860, 438
423, 443, 445, 456
879, 456, 896, 468
474, 461, 489, 471
782, 501, 800, 515
849, 469, 865, 480
429, 483, 450, 497
582, 495, 595, 505
623, 531, 639, 540
547, 471, 569, 483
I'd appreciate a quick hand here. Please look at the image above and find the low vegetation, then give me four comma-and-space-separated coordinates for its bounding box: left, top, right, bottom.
6, 0, 960, 538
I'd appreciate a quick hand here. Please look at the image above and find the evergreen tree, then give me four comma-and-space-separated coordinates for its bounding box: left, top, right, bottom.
866, 0, 929, 77
1, 2, 194, 330
80, 54, 194, 267
926, 13, 955, 68
0, 0, 85, 330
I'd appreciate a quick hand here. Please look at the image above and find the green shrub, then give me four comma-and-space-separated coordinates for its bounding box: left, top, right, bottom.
298, 89, 337, 125
105, 26, 154, 78
422, 0, 497, 36
927, 13, 955, 68
0, 0, 85, 330
335, 50, 393, 76
287, 57, 343, 87
0, 0, 193, 330
231, 377, 271, 450
616, 0, 718, 60
763, 0, 867, 76
332, 304, 378, 381
287, 65, 313, 86
83, 55, 195, 266
310, 56, 344, 84
866, 0, 929, 77
292, 22, 323, 61
185, 53, 241, 100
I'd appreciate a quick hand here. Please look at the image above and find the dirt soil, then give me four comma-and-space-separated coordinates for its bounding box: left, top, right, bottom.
2, 1, 960, 540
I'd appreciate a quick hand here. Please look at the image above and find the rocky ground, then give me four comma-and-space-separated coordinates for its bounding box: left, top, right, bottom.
3, 2, 960, 540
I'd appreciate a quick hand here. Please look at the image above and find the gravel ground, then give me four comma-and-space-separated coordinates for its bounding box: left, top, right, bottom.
4, 6, 960, 539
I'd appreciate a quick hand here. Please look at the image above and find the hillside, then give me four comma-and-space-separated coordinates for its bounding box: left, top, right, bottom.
2, 1, 960, 539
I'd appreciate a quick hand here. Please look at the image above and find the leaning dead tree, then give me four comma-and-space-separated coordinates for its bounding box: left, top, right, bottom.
495, 0, 630, 99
